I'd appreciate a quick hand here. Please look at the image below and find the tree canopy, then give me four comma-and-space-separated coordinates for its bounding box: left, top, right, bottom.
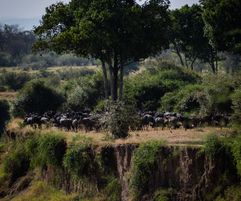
34, 0, 171, 100
170, 4, 218, 73
201, 0, 241, 54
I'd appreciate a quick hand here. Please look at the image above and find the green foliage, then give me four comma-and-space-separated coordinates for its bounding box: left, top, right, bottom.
201, 0, 241, 54
215, 185, 241, 201
33, 134, 67, 168
66, 73, 104, 110
171, 4, 212, 70
3, 133, 66, 185
10, 181, 78, 201
34, 0, 171, 101
3, 144, 30, 184
13, 80, 65, 116
125, 65, 200, 111
203, 134, 225, 158
231, 89, 241, 130
101, 101, 138, 139
0, 72, 31, 91
153, 189, 170, 201
161, 74, 236, 116
0, 100, 10, 135
130, 141, 165, 200
63, 143, 96, 179
231, 136, 241, 177
161, 84, 207, 115
104, 177, 121, 201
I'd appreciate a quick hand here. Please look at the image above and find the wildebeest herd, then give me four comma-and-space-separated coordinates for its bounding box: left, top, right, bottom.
23, 110, 230, 133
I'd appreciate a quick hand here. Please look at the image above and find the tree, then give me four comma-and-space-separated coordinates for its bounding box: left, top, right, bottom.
0, 24, 35, 66
34, 0, 170, 101
170, 4, 218, 73
201, 0, 241, 54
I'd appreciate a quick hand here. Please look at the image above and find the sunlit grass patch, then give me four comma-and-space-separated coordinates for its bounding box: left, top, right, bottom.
11, 181, 78, 201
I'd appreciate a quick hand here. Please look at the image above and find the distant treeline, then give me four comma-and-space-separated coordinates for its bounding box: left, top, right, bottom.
0, 24, 96, 68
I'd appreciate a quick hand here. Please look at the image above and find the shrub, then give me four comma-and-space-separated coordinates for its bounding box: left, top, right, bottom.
33, 134, 67, 168
0, 100, 10, 135
203, 135, 225, 158
131, 141, 165, 200
66, 73, 104, 110
101, 102, 138, 139
231, 136, 241, 177
104, 177, 121, 201
231, 89, 241, 131
3, 133, 66, 185
3, 146, 30, 184
153, 189, 170, 201
0, 72, 31, 91
214, 185, 241, 201
63, 143, 96, 179
13, 80, 65, 116
124, 65, 200, 111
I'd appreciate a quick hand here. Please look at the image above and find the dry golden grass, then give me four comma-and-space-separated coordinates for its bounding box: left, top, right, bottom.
0, 65, 98, 74
0, 92, 17, 100
7, 119, 232, 147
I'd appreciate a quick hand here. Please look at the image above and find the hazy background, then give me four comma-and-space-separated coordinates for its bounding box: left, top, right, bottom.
0, 0, 199, 30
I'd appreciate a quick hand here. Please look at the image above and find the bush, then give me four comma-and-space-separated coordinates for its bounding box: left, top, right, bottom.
130, 141, 165, 200
203, 135, 225, 158
124, 65, 200, 111
231, 136, 241, 177
160, 84, 208, 115
63, 143, 96, 179
104, 177, 121, 201
231, 89, 241, 131
214, 185, 241, 201
101, 102, 138, 139
0, 72, 31, 91
34, 134, 66, 168
13, 80, 65, 116
0, 100, 10, 135
160, 75, 236, 116
66, 73, 104, 110
153, 189, 170, 201
3, 145, 30, 184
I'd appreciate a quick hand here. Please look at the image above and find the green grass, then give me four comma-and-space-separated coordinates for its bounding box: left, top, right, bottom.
10, 181, 77, 201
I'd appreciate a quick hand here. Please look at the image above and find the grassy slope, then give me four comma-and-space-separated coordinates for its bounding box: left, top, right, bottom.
2, 181, 77, 201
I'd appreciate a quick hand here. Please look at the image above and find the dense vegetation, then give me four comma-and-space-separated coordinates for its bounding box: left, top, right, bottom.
0, 0, 241, 200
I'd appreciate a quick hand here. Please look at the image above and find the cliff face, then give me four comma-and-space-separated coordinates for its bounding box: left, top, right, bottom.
42, 144, 238, 201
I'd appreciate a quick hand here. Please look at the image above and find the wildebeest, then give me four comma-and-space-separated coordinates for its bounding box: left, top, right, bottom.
22, 110, 231, 133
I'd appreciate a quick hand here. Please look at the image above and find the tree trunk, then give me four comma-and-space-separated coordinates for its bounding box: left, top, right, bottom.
101, 60, 109, 99
210, 61, 216, 74
119, 59, 124, 100
190, 57, 197, 70
108, 64, 114, 100
108, 56, 119, 101
112, 66, 118, 101
174, 43, 185, 67
215, 51, 218, 73
184, 56, 190, 69
209, 46, 216, 74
